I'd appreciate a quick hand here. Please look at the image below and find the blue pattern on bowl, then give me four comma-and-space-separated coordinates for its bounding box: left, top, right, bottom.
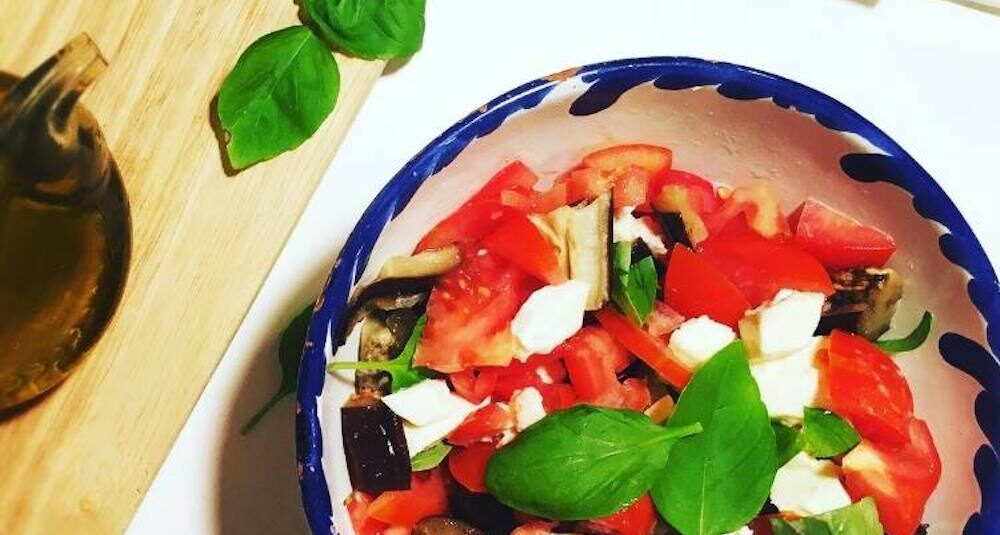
295, 57, 999, 535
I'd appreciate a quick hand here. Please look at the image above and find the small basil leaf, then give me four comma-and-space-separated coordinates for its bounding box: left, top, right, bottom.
485, 405, 701, 520
770, 497, 883, 535
611, 242, 657, 326
241, 305, 313, 434
327, 315, 430, 391
217, 26, 340, 170
652, 342, 778, 535
773, 421, 803, 467
877, 311, 932, 354
411, 440, 452, 471
298, 0, 425, 59
801, 407, 860, 459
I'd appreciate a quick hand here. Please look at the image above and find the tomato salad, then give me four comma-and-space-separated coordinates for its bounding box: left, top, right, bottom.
330, 144, 940, 535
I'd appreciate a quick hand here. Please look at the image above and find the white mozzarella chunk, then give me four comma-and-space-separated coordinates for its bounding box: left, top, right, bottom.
511, 387, 547, 431
612, 206, 668, 255
771, 452, 853, 516
740, 288, 826, 360
511, 279, 590, 359
402, 397, 489, 457
668, 315, 736, 369
382, 379, 474, 426
750, 337, 823, 423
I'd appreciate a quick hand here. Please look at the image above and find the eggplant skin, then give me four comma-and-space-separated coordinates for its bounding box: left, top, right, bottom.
822, 268, 904, 339
413, 517, 484, 535
341, 397, 411, 493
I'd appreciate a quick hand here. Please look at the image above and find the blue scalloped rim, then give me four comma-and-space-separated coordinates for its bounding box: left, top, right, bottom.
295, 57, 1000, 535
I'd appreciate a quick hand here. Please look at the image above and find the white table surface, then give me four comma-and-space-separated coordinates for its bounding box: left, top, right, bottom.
127, 0, 1000, 533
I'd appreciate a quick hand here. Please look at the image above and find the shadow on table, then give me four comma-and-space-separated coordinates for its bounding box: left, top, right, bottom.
214, 257, 338, 535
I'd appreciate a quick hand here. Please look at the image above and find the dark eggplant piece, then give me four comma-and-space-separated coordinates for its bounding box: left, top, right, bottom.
341, 393, 411, 493
652, 186, 708, 244
448, 486, 517, 535
653, 211, 692, 249
815, 311, 862, 336
355, 309, 420, 395
413, 517, 484, 535
821, 268, 904, 339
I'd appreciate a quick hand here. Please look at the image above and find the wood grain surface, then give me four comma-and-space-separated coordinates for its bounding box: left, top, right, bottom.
0, 1, 383, 532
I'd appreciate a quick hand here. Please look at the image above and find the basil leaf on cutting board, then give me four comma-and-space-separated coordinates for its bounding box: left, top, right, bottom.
770, 497, 883, 535
652, 342, 778, 535
877, 311, 933, 354
217, 26, 340, 170
773, 421, 803, 467
611, 241, 658, 325
298, 0, 426, 60
327, 314, 431, 391
801, 407, 860, 459
241, 305, 314, 434
485, 405, 701, 520
410, 440, 452, 471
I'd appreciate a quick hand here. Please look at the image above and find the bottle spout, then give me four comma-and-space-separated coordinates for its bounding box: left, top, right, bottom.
0, 34, 111, 206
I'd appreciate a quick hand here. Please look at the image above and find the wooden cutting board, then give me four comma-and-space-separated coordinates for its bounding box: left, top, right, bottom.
0, 1, 383, 533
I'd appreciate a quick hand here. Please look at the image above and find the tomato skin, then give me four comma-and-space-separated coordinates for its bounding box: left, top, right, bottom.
613, 166, 652, 209
703, 181, 789, 239
415, 251, 536, 373
511, 522, 559, 535
583, 144, 673, 175
583, 494, 658, 535
826, 330, 914, 446
448, 403, 515, 446
790, 198, 897, 270
449, 368, 499, 404
698, 235, 834, 306
483, 212, 566, 284
346, 491, 388, 535
594, 307, 693, 388
664, 245, 750, 328
562, 327, 629, 406
620, 378, 652, 412
557, 144, 673, 206
645, 301, 685, 341
492, 354, 567, 402
649, 169, 720, 213
367, 469, 448, 527
416, 161, 539, 251
841, 419, 941, 535
537, 383, 578, 411
448, 442, 497, 493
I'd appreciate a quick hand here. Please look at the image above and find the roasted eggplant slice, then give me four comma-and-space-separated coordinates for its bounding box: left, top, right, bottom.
413, 517, 485, 535
355, 309, 420, 395
653, 211, 692, 249
448, 486, 517, 535
821, 267, 904, 339
379, 245, 461, 279
341, 393, 411, 493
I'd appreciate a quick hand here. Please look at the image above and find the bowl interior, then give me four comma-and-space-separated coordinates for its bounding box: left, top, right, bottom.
298, 58, 998, 535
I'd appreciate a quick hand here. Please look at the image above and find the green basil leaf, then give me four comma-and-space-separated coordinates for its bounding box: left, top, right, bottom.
801, 407, 860, 459
485, 405, 701, 520
770, 497, 883, 535
652, 342, 778, 535
773, 421, 803, 467
411, 440, 452, 471
298, 0, 425, 59
217, 26, 340, 170
611, 242, 657, 326
877, 311, 932, 354
242, 305, 313, 434
327, 315, 431, 391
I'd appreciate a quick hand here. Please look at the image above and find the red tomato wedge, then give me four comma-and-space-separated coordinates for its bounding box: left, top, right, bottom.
612, 166, 652, 209
416, 161, 539, 251
512, 523, 560, 535
415, 251, 536, 373
583, 494, 658, 535
367, 469, 448, 527
346, 492, 388, 535
664, 245, 750, 328
492, 354, 567, 402
620, 378, 652, 412
594, 307, 692, 388
448, 442, 497, 493
448, 368, 499, 404
698, 235, 834, 306
645, 301, 685, 340
555, 144, 673, 206
448, 403, 515, 447
789, 198, 897, 270
583, 144, 673, 175
649, 169, 721, 213
500, 181, 569, 214
482, 212, 566, 284
702, 181, 789, 239
537, 383, 578, 411
842, 418, 941, 535
826, 330, 914, 446
561, 327, 630, 406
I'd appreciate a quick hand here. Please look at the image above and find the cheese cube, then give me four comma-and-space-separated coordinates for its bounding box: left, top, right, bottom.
771, 452, 853, 516
668, 315, 736, 369
740, 289, 825, 360
749, 337, 823, 423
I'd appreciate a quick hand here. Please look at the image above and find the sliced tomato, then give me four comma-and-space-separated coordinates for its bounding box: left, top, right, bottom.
583, 144, 673, 175
842, 418, 941, 535
698, 235, 834, 306
583, 494, 658, 535
416, 161, 539, 251
620, 378, 652, 412
789, 198, 897, 270
501, 181, 569, 214
415, 251, 536, 373
556, 144, 673, 206
594, 307, 693, 388
367, 469, 448, 527
561, 327, 627, 406
537, 383, 578, 411
346, 492, 388, 535
483, 212, 566, 284
448, 403, 515, 446
649, 169, 721, 213
702, 181, 789, 239
826, 330, 914, 446
492, 354, 567, 402
449, 368, 499, 404
613, 166, 652, 209
448, 442, 496, 493
511, 522, 559, 535
664, 245, 750, 328
645, 301, 685, 341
